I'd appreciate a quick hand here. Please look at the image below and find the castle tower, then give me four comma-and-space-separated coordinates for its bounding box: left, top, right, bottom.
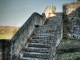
43, 6, 52, 19
52, 6, 56, 14
43, 6, 56, 19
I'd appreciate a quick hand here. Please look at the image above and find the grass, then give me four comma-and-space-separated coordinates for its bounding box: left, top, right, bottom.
75, 57, 80, 60
57, 52, 80, 60
63, 37, 68, 40
0, 33, 14, 39
62, 37, 80, 44
0, 26, 20, 39
63, 37, 77, 40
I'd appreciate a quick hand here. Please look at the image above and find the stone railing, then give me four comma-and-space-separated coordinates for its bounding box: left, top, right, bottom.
1, 12, 46, 60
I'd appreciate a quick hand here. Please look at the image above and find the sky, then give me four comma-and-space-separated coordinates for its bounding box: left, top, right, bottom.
0, 0, 76, 27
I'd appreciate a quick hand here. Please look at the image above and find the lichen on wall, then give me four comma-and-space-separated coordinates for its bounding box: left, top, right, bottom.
63, 1, 80, 39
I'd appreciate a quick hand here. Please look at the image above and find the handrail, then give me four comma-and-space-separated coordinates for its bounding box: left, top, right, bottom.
6, 12, 46, 60
11, 12, 44, 42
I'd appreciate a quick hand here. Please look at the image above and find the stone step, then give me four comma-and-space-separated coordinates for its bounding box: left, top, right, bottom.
32, 36, 49, 39
34, 34, 55, 37
48, 16, 62, 20
28, 43, 51, 48
46, 19, 58, 22
34, 33, 55, 36
46, 20, 58, 24
21, 57, 49, 60
46, 22, 60, 26
49, 18, 61, 21
32, 35, 54, 39
38, 25, 57, 30
26, 47, 50, 53
46, 19, 61, 25
32, 35, 55, 40
30, 39, 55, 44
34, 32, 54, 35
35, 29, 56, 33
23, 52, 50, 59
34, 32, 56, 35
39, 25, 54, 27
33, 35, 50, 38
37, 27, 49, 30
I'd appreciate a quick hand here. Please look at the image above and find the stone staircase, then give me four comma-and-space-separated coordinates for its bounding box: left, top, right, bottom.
21, 13, 62, 60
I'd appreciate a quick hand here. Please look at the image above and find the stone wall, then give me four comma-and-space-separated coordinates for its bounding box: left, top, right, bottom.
63, 1, 80, 39
0, 39, 10, 60
0, 41, 3, 60
10, 12, 46, 60
56, 38, 80, 60
0, 12, 46, 60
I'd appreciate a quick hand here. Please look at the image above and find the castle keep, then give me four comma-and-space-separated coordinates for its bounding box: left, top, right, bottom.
0, 0, 80, 60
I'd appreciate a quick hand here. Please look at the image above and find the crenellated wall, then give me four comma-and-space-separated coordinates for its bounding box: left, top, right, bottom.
63, 1, 80, 39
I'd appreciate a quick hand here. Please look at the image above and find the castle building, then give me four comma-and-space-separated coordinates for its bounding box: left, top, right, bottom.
43, 6, 56, 19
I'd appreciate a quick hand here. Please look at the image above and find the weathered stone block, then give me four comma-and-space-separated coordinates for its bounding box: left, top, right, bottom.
56, 39, 80, 60
63, 1, 80, 39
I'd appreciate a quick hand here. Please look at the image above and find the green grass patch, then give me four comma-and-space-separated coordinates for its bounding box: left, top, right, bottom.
63, 37, 77, 40
75, 57, 80, 60
62, 37, 80, 43
63, 37, 68, 40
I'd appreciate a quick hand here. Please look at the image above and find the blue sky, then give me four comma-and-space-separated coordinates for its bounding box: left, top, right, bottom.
0, 0, 76, 27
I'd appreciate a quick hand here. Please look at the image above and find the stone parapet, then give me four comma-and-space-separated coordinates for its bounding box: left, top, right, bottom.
0, 12, 46, 60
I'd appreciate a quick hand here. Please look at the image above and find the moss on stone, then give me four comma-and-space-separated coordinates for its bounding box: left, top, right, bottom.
75, 57, 80, 60
63, 37, 68, 40
63, 37, 78, 41
62, 37, 80, 44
